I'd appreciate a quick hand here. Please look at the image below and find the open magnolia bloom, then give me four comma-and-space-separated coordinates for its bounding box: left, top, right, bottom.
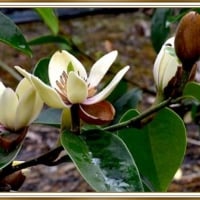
153, 37, 180, 95
15, 50, 129, 125
0, 78, 43, 131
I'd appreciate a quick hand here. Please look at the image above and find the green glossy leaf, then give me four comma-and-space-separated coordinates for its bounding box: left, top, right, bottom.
34, 8, 59, 35
183, 81, 200, 101
118, 108, 186, 191
34, 108, 62, 127
0, 144, 22, 169
0, 12, 32, 56
151, 8, 172, 53
61, 129, 144, 192
33, 57, 50, 85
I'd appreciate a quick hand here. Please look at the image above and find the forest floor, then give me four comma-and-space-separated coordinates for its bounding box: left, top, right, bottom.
0, 8, 200, 192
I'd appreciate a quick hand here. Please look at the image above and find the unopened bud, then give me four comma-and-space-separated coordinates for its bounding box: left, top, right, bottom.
153, 37, 180, 97
175, 11, 200, 70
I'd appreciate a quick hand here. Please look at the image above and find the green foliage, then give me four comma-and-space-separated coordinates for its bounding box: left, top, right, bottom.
61, 129, 144, 192
113, 88, 142, 123
118, 108, 186, 191
183, 81, 200, 101
34, 8, 59, 35
151, 8, 172, 53
0, 145, 22, 169
0, 12, 32, 56
33, 57, 50, 85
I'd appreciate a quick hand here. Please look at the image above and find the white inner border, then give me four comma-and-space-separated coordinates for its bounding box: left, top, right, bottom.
0, 3, 200, 197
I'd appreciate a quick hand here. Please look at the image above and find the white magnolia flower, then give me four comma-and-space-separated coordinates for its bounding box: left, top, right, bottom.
0, 78, 43, 131
15, 50, 129, 124
153, 37, 180, 93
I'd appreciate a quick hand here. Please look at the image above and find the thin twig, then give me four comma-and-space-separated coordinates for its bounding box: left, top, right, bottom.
0, 146, 71, 179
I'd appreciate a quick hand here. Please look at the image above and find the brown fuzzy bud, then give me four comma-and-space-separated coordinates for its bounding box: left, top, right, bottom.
175, 11, 200, 71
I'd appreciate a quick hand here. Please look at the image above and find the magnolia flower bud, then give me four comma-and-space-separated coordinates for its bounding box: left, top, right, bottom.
175, 11, 200, 70
153, 37, 180, 97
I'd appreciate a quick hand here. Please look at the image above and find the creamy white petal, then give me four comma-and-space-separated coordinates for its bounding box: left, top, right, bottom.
48, 50, 87, 89
16, 78, 32, 100
15, 87, 37, 130
61, 50, 87, 79
84, 66, 130, 105
161, 52, 179, 90
67, 72, 88, 104
31, 75, 68, 108
153, 37, 175, 90
15, 66, 32, 82
0, 88, 18, 130
87, 50, 118, 87
0, 81, 5, 97
28, 92, 43, 124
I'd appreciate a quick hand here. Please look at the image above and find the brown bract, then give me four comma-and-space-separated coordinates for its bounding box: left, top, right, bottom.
0, 127, 28, 152
175, 11, 200, 70
79, 101, 115, 125
0, 170, 26, 191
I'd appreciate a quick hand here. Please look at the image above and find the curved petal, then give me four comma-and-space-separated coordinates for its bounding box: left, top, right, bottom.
16, 78, 32, 99
31, 75, 68, 109
15, 87, 37, 130
0, 88, 18, 130
67, 71, 88, 104
15, 81, 43, 130
48, 50, 87, 89
84, 66, 130, 105
79, 101, 115, 125
15, 66, 32, 82
87, 50, 118, 87
28, 92, 43, 124
161, 51, 179, 90
153, 37, 175, 89
0, 81, 5, 97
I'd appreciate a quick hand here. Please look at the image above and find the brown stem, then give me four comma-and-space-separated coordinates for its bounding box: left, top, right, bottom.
70, 104, 80, 135
0, 146, 71, 180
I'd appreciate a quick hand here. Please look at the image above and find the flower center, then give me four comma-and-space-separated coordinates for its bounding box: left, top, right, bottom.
55, 70, 97, 104
55, 71, 70, 104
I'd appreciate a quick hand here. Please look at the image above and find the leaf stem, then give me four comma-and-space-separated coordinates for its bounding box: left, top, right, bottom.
0, 146, 71, 179
104, 97, 174, 132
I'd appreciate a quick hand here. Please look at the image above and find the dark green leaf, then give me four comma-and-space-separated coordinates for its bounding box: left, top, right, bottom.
183, 81, 200, 101
61, 129, 144, 192
113, 88, 142, 123
33, 57, 50, 85
118, 108, 186, 191
107, 80, 128, 103
0, 145, 22, 169
34, 8, 59, 35
151, 8, 172, 53
34, 108, 62, 127
0, 12, 32, 56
